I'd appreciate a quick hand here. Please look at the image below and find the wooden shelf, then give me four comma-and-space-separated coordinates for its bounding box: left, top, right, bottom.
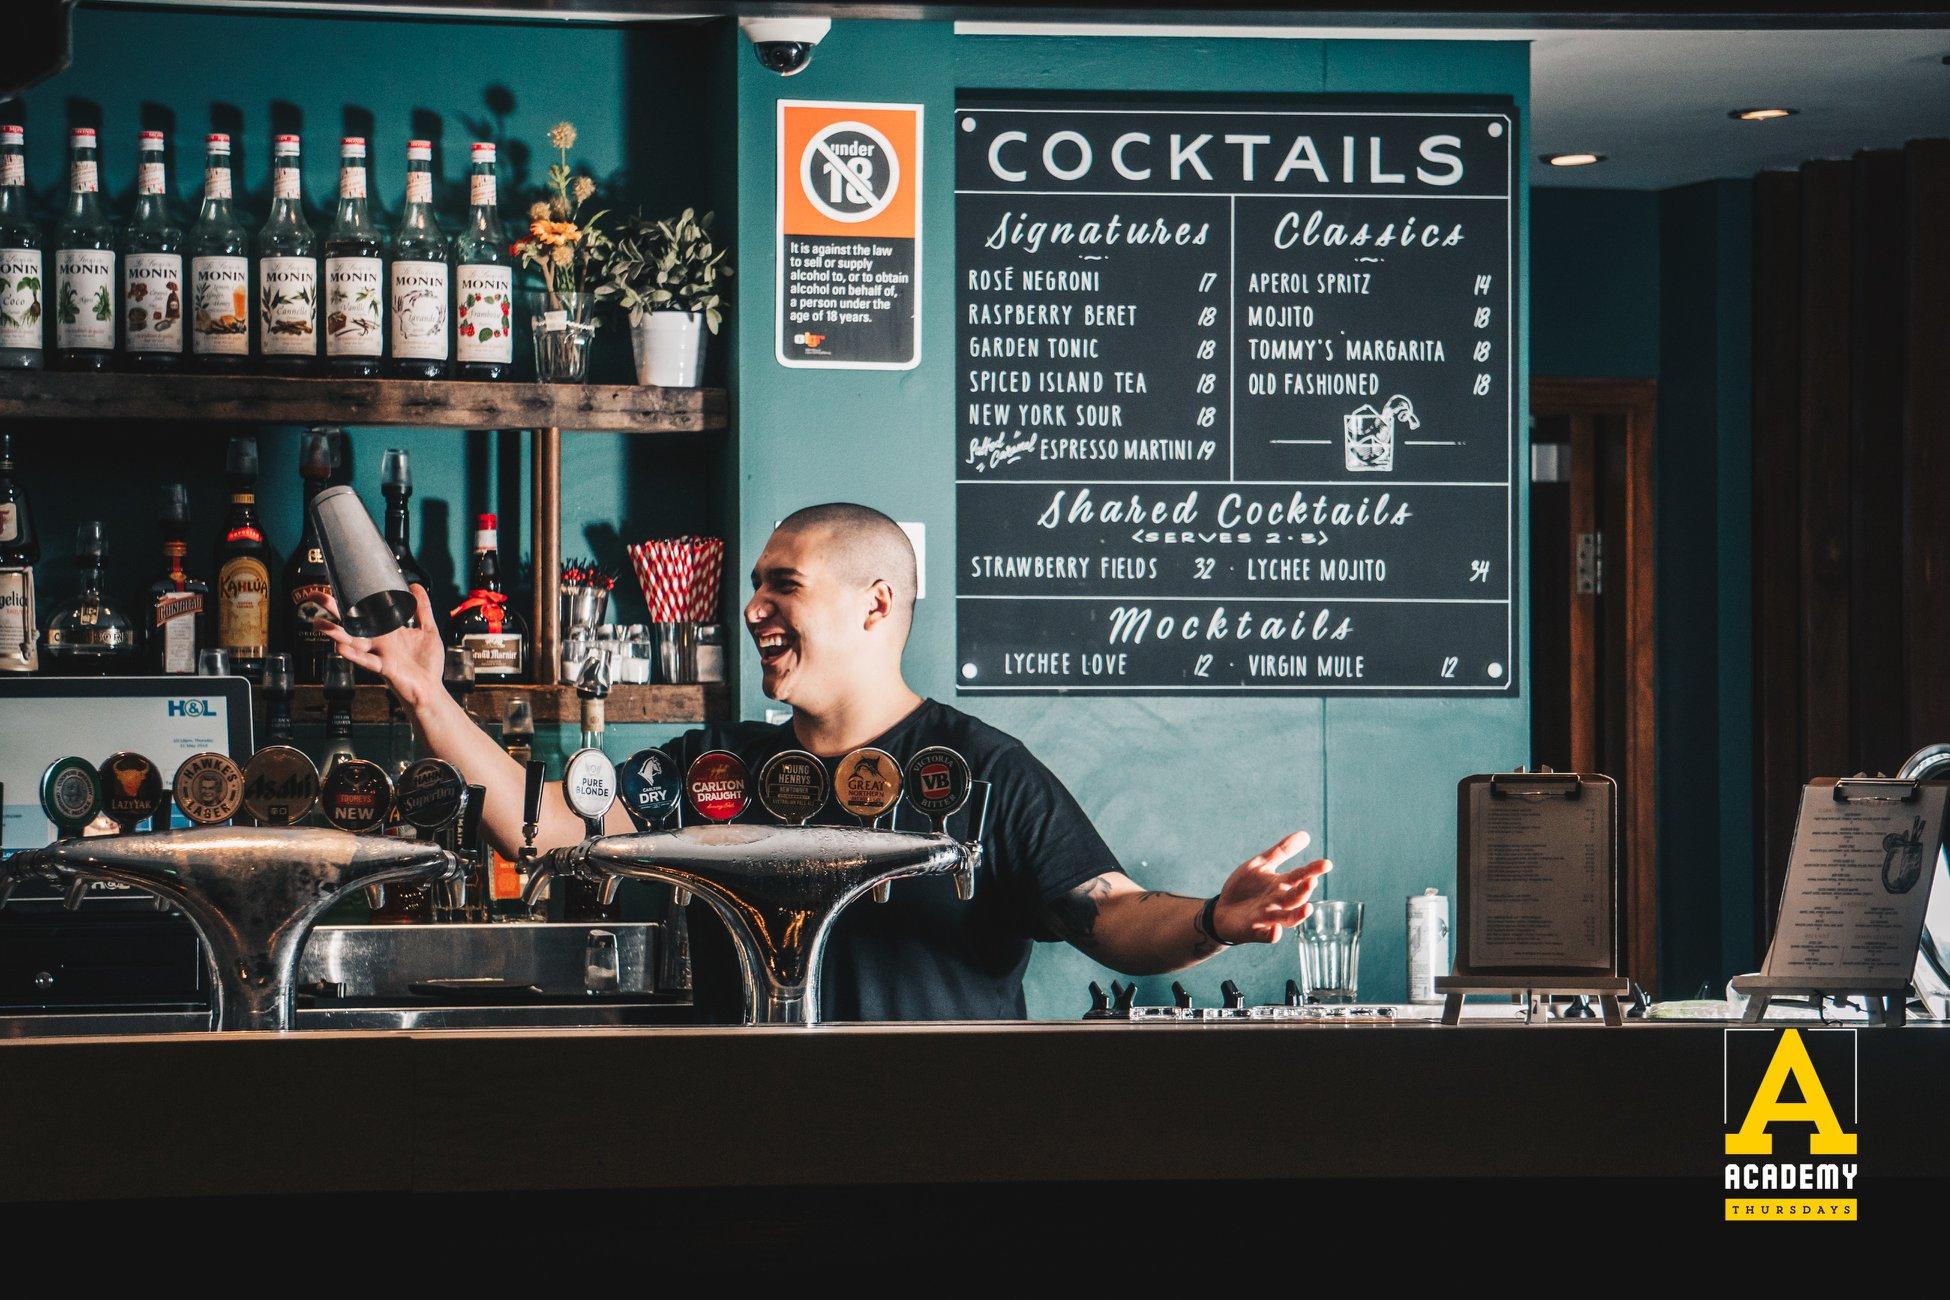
266, 682, 731, 728
0, 371, 726, 433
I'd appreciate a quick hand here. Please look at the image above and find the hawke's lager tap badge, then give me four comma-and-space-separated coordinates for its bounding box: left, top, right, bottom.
903, 746, 971, 833
835, 747, 901, 825
41, 757, 102, 836
242, 745, 320, 825
758, 748, 830, 825
173, 752, 244, 826
564, 748, 618, 823
98, 752, 165, 831
686, 749, 750, 823
321, 757, 393, 834
396, 757, 465, 831
618, 748, 682, 830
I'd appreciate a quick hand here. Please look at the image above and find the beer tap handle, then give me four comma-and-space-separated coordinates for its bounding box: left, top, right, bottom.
62, 877, 90, 911
1171, 981, 1192, 1010
1087, 981, 1111, 1016
365, 884, 386, 910
871, 882, 892, 904
521, 760, 545, 857
1111, 980, 1137, 1013
1285, 978, 1303, 1007
461, 783, 487, 854
1221, 979, 1244, 1010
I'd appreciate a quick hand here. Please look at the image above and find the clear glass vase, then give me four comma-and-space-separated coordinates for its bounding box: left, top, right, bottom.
527, 290, 596, 383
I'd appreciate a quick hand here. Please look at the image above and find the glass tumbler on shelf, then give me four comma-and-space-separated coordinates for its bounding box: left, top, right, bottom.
1296, 900, 1364, 1004
526, 290, 595, 383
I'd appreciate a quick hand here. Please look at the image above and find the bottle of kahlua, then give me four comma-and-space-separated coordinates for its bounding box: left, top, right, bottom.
215, 434, 275, 682
284, 427, 341, 684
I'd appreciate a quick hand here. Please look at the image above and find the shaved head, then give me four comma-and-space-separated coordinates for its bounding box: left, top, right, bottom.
775, 502, 917, 627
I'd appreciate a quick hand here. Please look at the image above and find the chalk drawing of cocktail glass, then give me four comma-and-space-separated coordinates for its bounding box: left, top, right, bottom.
1343, 394, 1418, 472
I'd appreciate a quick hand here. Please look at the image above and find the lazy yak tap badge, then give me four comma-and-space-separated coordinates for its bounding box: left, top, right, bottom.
1722, 1027, 1860, 1223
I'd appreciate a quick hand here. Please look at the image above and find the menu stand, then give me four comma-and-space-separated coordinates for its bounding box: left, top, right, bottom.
1734, 776, 1948, 1028
1439, 769, 1625, 1026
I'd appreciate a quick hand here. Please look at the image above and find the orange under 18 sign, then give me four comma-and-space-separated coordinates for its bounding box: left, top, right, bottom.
776, 99, 922, 370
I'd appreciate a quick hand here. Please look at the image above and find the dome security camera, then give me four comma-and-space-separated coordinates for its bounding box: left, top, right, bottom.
738, 16, 831, 77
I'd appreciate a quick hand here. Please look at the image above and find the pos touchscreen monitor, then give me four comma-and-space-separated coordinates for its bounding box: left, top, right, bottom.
0, 675, 253, 855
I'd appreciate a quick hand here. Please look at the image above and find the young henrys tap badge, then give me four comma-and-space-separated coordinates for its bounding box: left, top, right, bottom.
954, 98, 1516, 696
777, 100, 922, 370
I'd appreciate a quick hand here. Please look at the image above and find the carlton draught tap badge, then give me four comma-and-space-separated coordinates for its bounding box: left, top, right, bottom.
687, 750, 751, 824
1723, 1028, 1860, 1221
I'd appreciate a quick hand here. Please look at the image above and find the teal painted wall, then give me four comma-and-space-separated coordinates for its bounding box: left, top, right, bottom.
13, 5, 738, 767
732, 24, 1531, 1014
1530, 187, 1660, 378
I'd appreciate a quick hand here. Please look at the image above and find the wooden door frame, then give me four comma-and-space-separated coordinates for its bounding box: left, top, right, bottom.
1530, 376, 1659, 991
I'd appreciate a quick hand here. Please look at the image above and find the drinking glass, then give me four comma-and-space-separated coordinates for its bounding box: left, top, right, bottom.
1296, 900, 1364, 1004
196, 648, 230, 677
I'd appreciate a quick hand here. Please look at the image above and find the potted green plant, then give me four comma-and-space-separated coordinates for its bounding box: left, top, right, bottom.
510, 121, 610, 382
596, 208, 730, 388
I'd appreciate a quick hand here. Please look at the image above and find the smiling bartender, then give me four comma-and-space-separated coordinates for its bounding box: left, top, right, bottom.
320, 503, 1330, 1021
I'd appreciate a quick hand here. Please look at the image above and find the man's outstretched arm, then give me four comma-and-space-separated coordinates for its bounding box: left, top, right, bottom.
1040, 830, 1331, 975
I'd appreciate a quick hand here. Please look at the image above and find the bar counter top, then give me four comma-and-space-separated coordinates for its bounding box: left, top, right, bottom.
3, 1019, 1946, 1202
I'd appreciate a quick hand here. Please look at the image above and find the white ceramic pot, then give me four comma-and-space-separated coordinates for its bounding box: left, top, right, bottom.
633, 309, 706, 388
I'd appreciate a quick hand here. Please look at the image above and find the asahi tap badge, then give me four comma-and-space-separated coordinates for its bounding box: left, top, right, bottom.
757, 749, 829, 825
41, 757, 101, 837
686, 749, 750, 823
242, 745, 321, 826
321, 757, 394, 834
396, 757, 466, 832
173, 752, 244, 826
618, 748, 682, 830
98, 752, 165, 831
563, 748, 619, 828
902, 746, 971, 833
834, 747, 901, 826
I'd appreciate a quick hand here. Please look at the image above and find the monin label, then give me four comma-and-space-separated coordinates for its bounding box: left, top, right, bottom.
455, 264, 512, 363
54, 249, 115, 350
259, 256, 318, 356
123, 252, 184, 353
326, 256, 383, 357
191, 254, 249, 354
390, 260, 449, 359
0, 248, 42, 351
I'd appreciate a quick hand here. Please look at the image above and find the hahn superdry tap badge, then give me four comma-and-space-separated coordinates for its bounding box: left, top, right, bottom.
1723, 1027, 1860, 1222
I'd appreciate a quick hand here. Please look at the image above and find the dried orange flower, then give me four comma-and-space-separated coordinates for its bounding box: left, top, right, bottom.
528, 201, 550, 221
529, 219, 581, 245
550, 243, 574, 268
547, 121, 577, 151
572, 175, 595, 204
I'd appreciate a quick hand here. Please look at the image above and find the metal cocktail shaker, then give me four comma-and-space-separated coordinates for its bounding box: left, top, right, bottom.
308, 484, 416, 637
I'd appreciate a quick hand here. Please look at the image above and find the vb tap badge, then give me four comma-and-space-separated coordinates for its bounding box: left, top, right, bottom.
902, 746, 971, 833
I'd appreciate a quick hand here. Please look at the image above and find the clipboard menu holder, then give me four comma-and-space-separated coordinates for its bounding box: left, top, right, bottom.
1733, 776, 1949, 1028
1437, 769, 1627, 1026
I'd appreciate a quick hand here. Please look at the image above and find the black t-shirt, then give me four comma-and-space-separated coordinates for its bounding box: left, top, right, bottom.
661, 698, 1119, 1022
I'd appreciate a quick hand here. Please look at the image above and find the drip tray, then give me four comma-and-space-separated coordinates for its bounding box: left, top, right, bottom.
299, 921, 672, 1000
0, 999, 693, 1038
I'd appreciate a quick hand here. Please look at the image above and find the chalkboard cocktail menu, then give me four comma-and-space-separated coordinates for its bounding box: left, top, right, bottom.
954, 97, 1517, 696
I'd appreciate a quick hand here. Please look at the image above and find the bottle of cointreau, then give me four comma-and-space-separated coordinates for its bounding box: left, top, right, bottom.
214, 434, 275, 681
283, 427, 340, 684
450, 513, 526, 681
146, 483, 209, 675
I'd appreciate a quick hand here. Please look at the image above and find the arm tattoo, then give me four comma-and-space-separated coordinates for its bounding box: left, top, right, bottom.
1044, 874, 1119, 952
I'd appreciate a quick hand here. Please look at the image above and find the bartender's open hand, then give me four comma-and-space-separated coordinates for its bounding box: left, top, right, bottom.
315, 583, 447, 710
1211, 830, 1331, 945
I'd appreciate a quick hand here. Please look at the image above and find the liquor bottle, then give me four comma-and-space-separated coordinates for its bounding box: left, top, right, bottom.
51, 127, 115, 371
489, 693, 534, 915
388, 139, 449, 379
146, 483, 209, 675
380, 448, 432, 595
41, 520, 137, 674
214, 434, 275, 681
262, 652, 295, 746
323, 137, 384, 376
120, 130, 185, 370
283, 427, 340, 684
320, 653, 357, 776
0, 433, 39, 672
0, 124, 45, 370
186, 133, 250, 370
256, 134, 318, 374
453, 141, 512, 380
451, 514, 527, 680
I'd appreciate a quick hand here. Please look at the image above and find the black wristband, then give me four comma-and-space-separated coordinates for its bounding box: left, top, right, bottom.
1199, 894, 1238, 947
